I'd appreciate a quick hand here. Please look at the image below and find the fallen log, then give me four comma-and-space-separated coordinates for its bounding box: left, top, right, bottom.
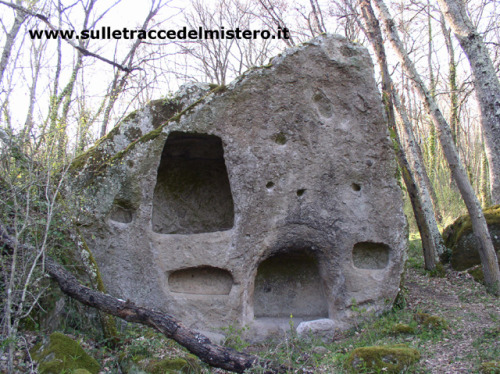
0, 224, 289, 373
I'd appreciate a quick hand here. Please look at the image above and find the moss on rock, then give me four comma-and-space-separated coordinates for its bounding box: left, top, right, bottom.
210, 84, 227, 95
145, 357, 192, 374
76, 229, 119, 345
346, 344, 420, 373
69, 85, 221, 180
467, 265, 485, 283
443, 205, 500, 249
273, 132, 287, 145
33, 332, 100, 374
481, 361, 500, 374
391, 323, 415, 334
414, 312, 448, 330
429, 262, 446, 278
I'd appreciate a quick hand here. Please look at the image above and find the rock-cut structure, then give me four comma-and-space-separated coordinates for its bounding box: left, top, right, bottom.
69, 34, 408, 341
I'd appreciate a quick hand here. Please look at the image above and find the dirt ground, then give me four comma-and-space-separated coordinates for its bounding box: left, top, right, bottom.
404, 267, 499, 373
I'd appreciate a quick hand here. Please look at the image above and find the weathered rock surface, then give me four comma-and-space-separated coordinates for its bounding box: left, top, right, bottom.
69, 34, 407, 341
296, 319, 336, 341
441, 205, 500, 271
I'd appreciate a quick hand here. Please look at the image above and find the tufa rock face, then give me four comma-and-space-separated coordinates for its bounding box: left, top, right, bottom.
69, 35, 407, 341
441, 205, 500, 272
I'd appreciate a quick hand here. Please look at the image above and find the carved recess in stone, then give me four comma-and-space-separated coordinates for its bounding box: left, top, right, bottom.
168, 266, 233, 295
254, 250, 328, 319
352, 242, 390, 269
312, 89, 333, 118
109, 200, 135, 224
152, 132, 235, 234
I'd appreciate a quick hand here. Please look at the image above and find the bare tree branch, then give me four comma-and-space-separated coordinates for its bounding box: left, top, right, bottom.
0, 0, 132, 73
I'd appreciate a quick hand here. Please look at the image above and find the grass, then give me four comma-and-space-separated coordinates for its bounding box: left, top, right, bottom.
242, 306, 447, 373
407, 233, 425, 270
472, 326, 500, 363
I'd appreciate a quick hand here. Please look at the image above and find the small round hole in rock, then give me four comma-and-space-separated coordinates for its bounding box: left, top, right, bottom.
274, 132, 287, 145
351, 183, 361, 192
266, 181, 275, 189
296, 189, 306, 197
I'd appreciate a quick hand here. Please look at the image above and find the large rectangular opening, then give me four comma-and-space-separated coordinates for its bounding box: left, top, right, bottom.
254, 250, 328, 319
152, 132, 234, 234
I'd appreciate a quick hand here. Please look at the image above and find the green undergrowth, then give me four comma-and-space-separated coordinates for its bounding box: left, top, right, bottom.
245, 306, 449, 373
473, 325, 500, 369
406, 233, 445, 278
406, 233, 425, 270
480, 361, 500, 374
90, 324, 205, 373
26, 306, 445, 373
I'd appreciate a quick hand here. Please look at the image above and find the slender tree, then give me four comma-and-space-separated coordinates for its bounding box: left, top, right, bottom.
437, 0, 500, 205
440, 15, 460, 146
0, 0, 132, 72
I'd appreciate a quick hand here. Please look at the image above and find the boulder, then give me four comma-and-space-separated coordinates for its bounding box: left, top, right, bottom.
441, 205, 500, 272
296, 319, 336, 341
69, 34, 407, 341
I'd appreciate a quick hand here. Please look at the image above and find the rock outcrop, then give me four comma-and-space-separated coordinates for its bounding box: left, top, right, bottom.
69, 34, 407, 341
441, 205, 500, 277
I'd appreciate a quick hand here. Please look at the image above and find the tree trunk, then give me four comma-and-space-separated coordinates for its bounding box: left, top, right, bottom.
372, 0, 500, 294
359, 0, 445, 270
480, 141, 492, 208
0, 1, 26, 85
0, 225, 288, 374
437, 0, 500, 205
439, 15, 460, 146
